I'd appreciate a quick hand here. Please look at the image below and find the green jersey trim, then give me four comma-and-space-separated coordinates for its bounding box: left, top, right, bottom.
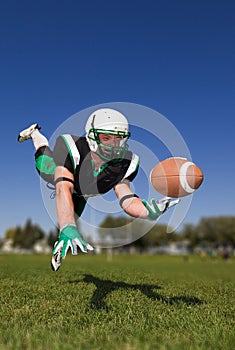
122, 154, 140, 180
61, 135, 81, 173
91, 159, 109, 177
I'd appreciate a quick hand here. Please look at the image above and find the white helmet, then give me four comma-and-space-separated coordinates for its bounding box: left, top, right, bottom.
85, 108, 130, 160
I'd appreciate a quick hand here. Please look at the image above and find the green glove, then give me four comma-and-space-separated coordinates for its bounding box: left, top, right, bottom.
142, 197, 180, 220
52, 224, 94, 258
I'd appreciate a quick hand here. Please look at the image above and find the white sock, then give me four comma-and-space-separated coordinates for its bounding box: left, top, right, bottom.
31, 129, 49, 150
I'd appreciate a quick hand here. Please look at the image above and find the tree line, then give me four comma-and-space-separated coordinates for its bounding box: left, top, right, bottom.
1, 215, 235, 251
3, 219, 59, 250
3, 217, 169, 250
98, 215, 235, 250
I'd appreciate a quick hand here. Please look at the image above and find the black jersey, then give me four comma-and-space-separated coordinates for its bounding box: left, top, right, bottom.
53, 135, 139, 198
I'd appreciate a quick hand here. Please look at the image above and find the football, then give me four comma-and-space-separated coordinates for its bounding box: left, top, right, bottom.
150, 157, 204, 198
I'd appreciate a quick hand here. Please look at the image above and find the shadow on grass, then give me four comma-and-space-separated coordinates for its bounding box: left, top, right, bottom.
69, 274, 204, 310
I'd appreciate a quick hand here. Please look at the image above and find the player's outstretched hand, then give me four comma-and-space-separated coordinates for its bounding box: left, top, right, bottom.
52, 224, 94, 258
142, 197, 180, 220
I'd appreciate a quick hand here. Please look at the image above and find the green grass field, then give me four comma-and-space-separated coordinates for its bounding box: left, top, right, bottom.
0, 253, 234, 350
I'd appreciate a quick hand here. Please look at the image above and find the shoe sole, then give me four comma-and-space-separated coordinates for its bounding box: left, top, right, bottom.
18, 124, 41, 142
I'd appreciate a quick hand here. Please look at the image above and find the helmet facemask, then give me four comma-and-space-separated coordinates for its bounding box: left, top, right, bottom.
87, 128, 130, 161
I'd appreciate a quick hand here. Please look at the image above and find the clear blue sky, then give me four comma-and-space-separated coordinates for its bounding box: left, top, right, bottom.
0, 0, 234, 237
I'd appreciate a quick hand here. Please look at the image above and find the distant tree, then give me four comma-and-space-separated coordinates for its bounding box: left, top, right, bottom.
197, 216, 235, 246
0, 238, 4, 249
12, 219, 45, 249
180, 217, 235, 248
5, 227, 18, 240
98, 215, 134, 245
98, 215, 176, 249
47, 226, 59, 248
99, 215, 133, 230
180, 223, 201, 248
13, 226, 24, 247
134, 223, 177, 248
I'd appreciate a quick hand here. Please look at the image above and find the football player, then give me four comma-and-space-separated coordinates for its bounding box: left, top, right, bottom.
18, 108, 179, 271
